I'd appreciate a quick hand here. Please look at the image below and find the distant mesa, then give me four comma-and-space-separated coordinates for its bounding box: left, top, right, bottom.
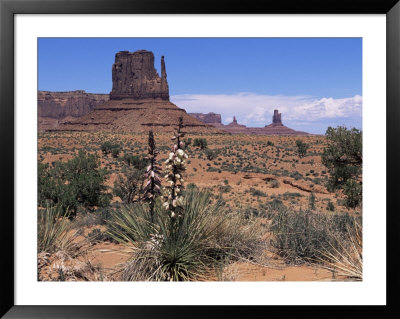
39, 50, 224, 134
191, 110, 310, 135
38, 90, 109, 131
38, 50, 309, 135
188, 112, 221, 124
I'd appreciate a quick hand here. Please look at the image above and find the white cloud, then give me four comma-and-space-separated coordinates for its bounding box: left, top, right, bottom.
171, 93, 362, 129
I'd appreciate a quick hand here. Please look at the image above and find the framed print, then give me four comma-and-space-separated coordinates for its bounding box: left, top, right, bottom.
1, 0, 399, 318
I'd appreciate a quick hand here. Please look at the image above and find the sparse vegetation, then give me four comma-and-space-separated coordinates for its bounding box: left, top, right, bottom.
37, 127, 362, 282
270, 208, 359, 264
38, 150, 111, 217
296, 140, 308, 158
101, 141, 121, 157
193, 137, 208, 149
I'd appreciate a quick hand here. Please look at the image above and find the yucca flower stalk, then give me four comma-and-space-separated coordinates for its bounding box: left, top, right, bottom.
163, 116, 188, 218
143, 130, 162, 223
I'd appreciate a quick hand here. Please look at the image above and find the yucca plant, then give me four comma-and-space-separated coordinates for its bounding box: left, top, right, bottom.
37, 205, 78, 254
107, 118, 265, 281
107, 190, 218, 281
163, 116, 188, 218
107, 189, 264, 281
142, 130, 162, 223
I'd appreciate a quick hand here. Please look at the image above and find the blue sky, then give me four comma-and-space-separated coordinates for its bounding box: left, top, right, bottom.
38, 38, 362, 134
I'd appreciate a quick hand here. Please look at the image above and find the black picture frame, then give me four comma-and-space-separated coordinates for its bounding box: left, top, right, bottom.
1, 0, 399, 318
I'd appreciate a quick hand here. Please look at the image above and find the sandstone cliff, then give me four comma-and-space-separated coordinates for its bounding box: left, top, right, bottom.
38, 90, 109, 119
55, 50, 224, 134
38, 90, 109, 131
110, 50, 169, 100
188, 112, 222, 124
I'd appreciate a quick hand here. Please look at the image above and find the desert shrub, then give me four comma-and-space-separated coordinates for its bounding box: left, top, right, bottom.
111, 147, 120, 158
322, 126, 362, 190
38, 150, 111, 217
38, 205, 77, 253
270, 179, 280, 188
295, 140, 308, 158
183, 138, 192, 148
343, 179, 362, 208
308, 192, 316, 210
95, 207, 113, 225
267, 141, 274, 146
270, 209, 358, 264
249, 188, 267, 197
107, 189, 264, 281
193, 138, 208, 149
122, 154, 148, 170
218, 184, 232, 193
326, 201, 335, 211
101, 141, 121, 156
290, 171, 303, 180
205, 149, 216, 160
268, 198, 285, 210
113, 165, 145, 204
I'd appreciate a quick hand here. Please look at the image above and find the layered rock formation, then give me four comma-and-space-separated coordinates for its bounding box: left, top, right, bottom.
192, 110, 310, 135
188, 112, 221, 124
222, 116, 249, 134
110, 50, 169, 100
271, 109, 282, 126
258, 110, 309, 135
55, 50, 224, 134
38, 90, 109, 131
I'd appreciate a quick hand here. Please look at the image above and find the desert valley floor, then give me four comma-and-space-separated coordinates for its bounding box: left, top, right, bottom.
37, 131, 361, 281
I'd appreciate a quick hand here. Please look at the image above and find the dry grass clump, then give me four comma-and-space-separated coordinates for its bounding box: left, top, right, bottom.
37, 205, 105, 281
37, 250, 106, 281
269, 207, 360, 267
318, 220, 362, 280
107, 189, 265, 281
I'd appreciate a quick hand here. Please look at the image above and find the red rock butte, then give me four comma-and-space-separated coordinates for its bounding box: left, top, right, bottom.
191, 110, 310, 135
51, 50, 225, 134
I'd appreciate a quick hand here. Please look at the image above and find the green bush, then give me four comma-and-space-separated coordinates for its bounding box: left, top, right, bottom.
295, 140, 308, 158
122, 154, 148, 170
343, 179, 362, 208
205, 149, 216, 160
112, 147, 120, 158
193, 138, 208, 149
250, 188, 267, 197
322, 126, 362, 190
321, 126, 362, 208
38, 150, 111, 217
101, 141, 121, 156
